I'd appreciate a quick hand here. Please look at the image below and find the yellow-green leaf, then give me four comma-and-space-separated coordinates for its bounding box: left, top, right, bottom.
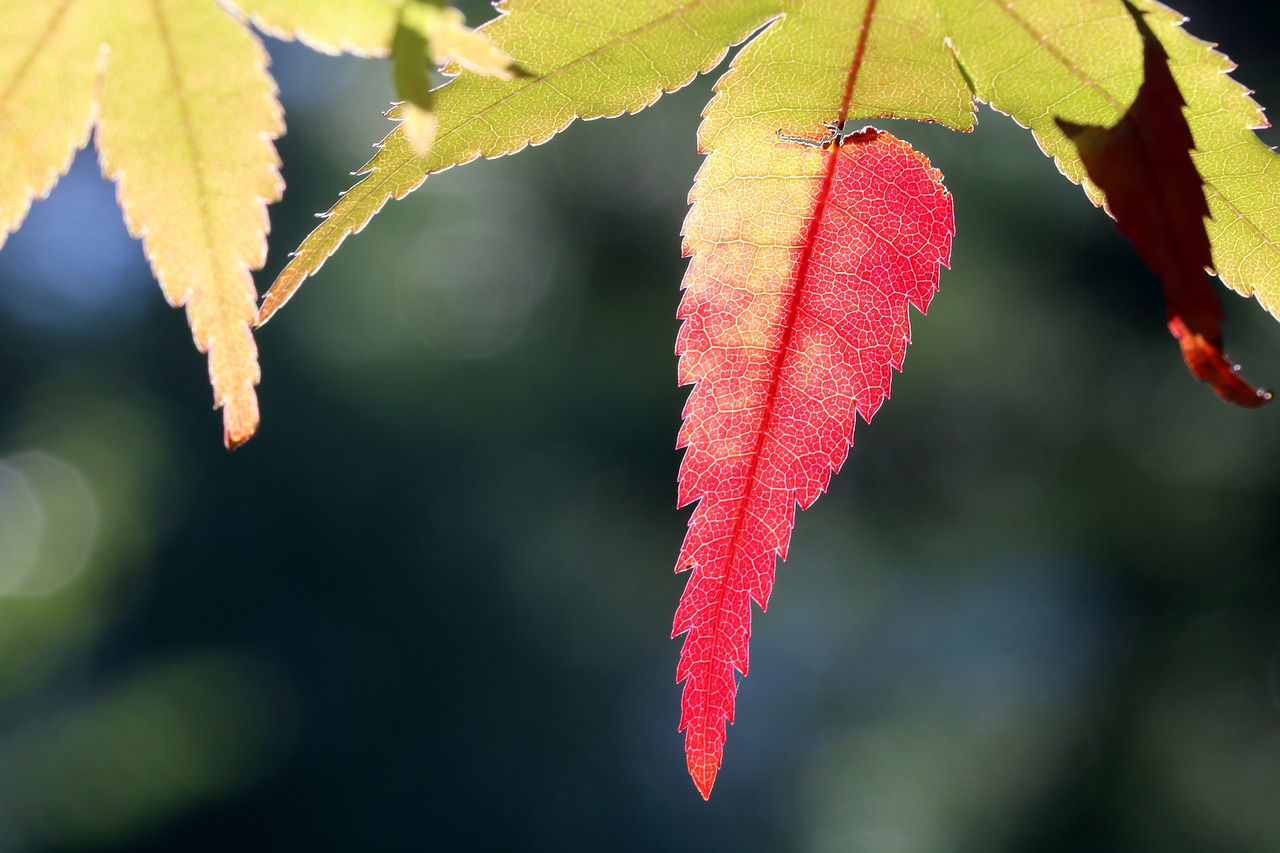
392, 4, 438, 156
938, 0, 1280, 319
1155, 6, 1280, 320
229, 1, 518, 158
222, 0, 401, 57
702, 0, 974, 151
98, 0, 284, 448
0, 0, 104, 245
427, 6, 521, 79
0, 0, 283, 448
258, 0, 784, 324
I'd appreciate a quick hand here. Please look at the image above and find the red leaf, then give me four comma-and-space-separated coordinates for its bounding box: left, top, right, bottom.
1056, 0, 1271, 408
673, 128, 953, 798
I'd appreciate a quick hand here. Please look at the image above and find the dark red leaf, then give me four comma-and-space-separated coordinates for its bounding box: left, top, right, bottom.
1056, 0, 1271, 407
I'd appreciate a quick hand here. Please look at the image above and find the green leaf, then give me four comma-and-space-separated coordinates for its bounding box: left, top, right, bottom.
258, 0, 783, 323
938, 0, 1280, 319
704, 0, 974, 149
99, 0, 285, 448
392, 2, 439, 155
388, 0, 522, 157
0, 0, 104, 244
426, 5, 523, 79
0, 0, 284, 448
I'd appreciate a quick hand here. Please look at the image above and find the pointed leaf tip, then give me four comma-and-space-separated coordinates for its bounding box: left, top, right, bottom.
223, 399, 260, 451
690, 755, 718, 800
1169, 317, 1273, 408
0, 0, 285, 446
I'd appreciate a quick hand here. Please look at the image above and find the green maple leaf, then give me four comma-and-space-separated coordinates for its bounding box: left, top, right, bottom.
257, 0, 786, 321
940, 0, 1280, 319
261, 0, 1280, 328
0, 0, 507, 447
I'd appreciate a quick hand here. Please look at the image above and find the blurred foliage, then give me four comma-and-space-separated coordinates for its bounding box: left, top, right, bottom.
2, 654, 279, 849
0, 1, 1278, 850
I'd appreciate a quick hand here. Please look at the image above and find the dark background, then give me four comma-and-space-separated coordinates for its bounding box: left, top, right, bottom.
1, 1, 1278, 850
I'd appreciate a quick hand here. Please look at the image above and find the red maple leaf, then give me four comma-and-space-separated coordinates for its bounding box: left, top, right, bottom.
1057, 0, 1271, 408
673, 126, 953, 798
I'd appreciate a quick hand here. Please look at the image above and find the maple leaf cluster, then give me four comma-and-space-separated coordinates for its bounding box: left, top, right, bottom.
2, 0, 1277, 799
0, 0, 512, 447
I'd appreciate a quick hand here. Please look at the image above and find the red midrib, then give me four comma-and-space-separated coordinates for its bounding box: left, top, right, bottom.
690, 0, 879, 737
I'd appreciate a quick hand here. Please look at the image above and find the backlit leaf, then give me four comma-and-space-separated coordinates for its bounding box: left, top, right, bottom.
1056, 1, 1271, 407
0, 0, 104, 247
675, 125, 952, 798
101, 0, 283, 448
0, 0, 283, 448
388, 0, 521, 158
938, 0, 1280, 320
669, 0, 968, 798
222, 0, 401, 57
257, 0, 783, 324
428, 6, 521, 79
392, 2, 440, 156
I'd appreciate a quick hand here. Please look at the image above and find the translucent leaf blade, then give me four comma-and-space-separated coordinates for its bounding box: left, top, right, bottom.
221, 0, 401, 56
701, 0, 976, 147
1056, 1, 1271, 406
939, 0, 1280, 319
0, 0, 104, 246
97, 0, 284, 447
258, 0, 784, 323
674, 125, 952, 799
670, 0, 966, 799
428, 6, 522, 79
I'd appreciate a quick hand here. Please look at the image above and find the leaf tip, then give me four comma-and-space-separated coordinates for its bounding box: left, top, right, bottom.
221, 389, 261, 451
224, 432, 252, 452
223, 418, 258, 452
1168, 317, 1273, 408
688, 753, 720, 800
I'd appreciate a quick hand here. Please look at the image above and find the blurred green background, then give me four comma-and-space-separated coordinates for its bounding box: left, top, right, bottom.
1, 2, 1279, 850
